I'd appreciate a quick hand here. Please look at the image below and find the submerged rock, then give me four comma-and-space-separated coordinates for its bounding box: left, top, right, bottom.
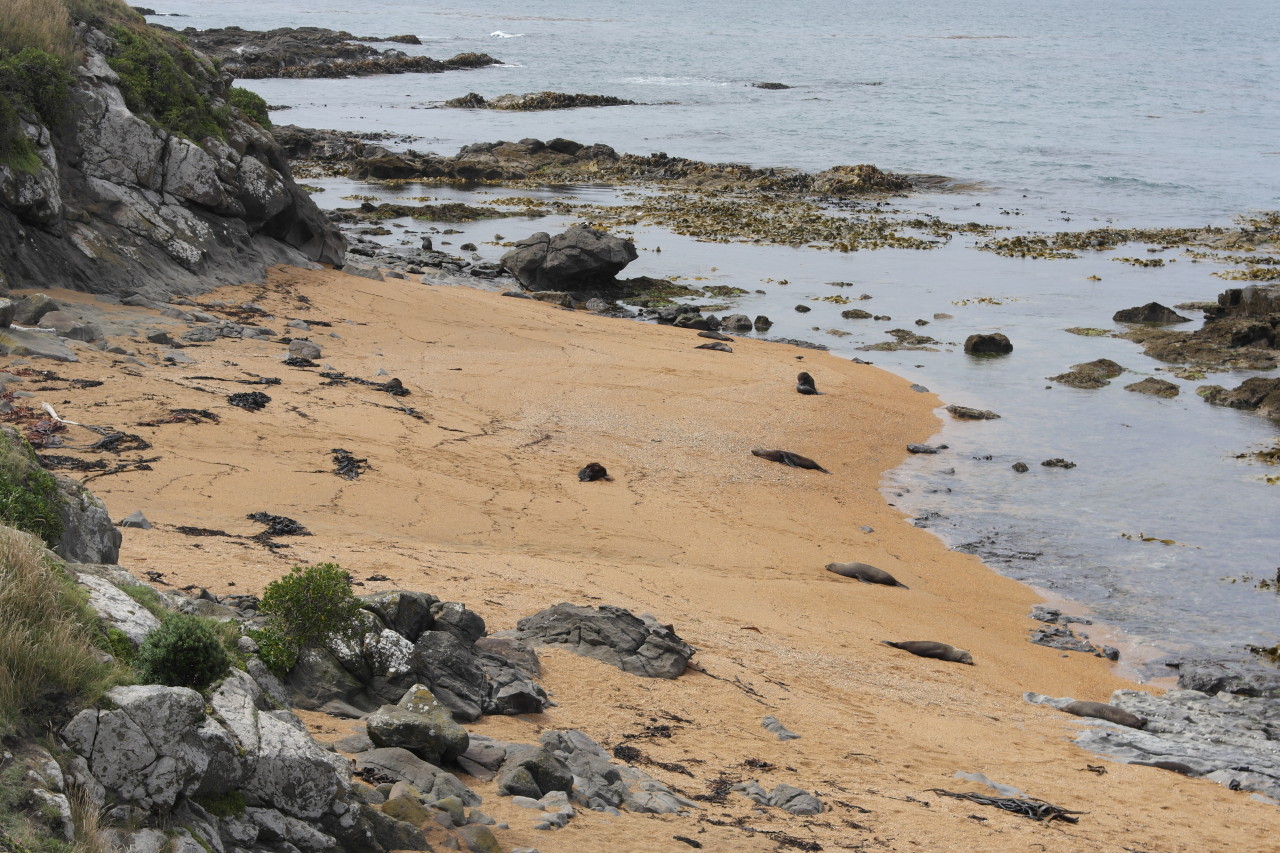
963, 333, 1013, 355
1125, 377, 1180, 397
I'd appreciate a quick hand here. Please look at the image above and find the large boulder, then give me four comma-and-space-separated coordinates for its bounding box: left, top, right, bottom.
76, 572, 161, 646
512, 603, 695, 678
963, 333, 1013, 355
1198, 377, 1280, 419
366, 684, 470, 766
494, 747, 573, 799
408, 630, 489, 721
500, 224, 638, 291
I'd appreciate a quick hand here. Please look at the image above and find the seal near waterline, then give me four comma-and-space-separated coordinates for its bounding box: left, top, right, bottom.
882, 640, 974, 665
796, 371, 820, 395
695, 341, 733, 352
751, 448, 831, 474
698, 330, 734, 342
825, 561, 908, 588
577, 462, 613, 482
1059, 700, 1147, 730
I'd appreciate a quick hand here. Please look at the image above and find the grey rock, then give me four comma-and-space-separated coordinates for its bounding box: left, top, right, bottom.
500, 224, 637, 291
720, 313, 754, 332
76, 572, 162, 647
119, 509, 153, 529
474, 637, 540, 676
0, 327, 78, 361
366, 683, 470, 766
243, 708, 351, 819
53, 474, 122, 564
430, 600, 486, 644
495, 747, 573, 799
362, 802, 430, 851
409, 630, 488, 721
30, 788, 74, 842
38, 311, 104, 342
768, 783, 824, 815
1175, 660, 1280, 698
284, 646, 379, 716
335, 732, 375, 754
353, 747, 479, 807
13, 293, 59, 325
761, 715, 800, 741
513, 603, 695, 679
289, 339, 322, 360
345, 265, 385, 281
0, 298, 13, 329
360, 590, 439, 642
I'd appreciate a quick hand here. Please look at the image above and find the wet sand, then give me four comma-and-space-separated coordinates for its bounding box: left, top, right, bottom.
15, 266, 1276, 852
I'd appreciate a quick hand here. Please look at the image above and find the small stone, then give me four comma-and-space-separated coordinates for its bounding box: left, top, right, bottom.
289, 339, 322, 360
1012, 462, 1029, 473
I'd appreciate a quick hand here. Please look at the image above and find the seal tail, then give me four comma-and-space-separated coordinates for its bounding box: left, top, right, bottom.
881, 640, 902, 650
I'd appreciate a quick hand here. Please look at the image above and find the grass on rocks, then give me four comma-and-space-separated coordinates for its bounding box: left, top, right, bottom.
0, 527, 119, 735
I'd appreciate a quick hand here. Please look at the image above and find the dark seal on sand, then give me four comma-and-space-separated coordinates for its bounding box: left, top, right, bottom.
825, 561, 908, 588
796, 371, 820, 395
751, 449, 831, 473
1060, 700, 1147, 729
695, 341, 733, 352
697, 330, 734, 342
578, 462, 613, 482
882, 640, 974, 665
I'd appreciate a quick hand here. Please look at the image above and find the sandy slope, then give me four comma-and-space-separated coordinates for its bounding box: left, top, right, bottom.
13, 267, 1276, 852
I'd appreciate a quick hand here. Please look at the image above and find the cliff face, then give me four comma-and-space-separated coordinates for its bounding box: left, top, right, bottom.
0, 25, 345, 300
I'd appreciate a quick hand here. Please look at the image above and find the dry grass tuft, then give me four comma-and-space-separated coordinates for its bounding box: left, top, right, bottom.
0, 527, 116, 732
0, 0, 73, 59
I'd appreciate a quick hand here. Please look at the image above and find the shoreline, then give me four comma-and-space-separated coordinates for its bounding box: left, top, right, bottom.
8, 266, 1277, 850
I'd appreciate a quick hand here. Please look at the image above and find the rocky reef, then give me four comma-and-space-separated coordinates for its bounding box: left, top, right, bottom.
174, 25, 499, 79
443, 91, 638, 110
0, 17, 346, 301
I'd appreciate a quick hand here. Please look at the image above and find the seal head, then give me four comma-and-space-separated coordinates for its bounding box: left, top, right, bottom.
578, 462, 613, 482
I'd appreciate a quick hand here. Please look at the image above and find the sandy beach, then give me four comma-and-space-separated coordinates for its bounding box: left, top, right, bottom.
16, 266, 1277, 852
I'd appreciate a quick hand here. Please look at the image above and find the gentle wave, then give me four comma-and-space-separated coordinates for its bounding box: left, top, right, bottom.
623, 76, 729, 87
490, 31, 525, 38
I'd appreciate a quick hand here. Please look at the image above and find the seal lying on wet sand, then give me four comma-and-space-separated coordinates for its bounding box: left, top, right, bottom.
698, 330, 734, 341
696, 341, 733, 352
882, 640, 974, 665
578, 462, 613, 482
751, 449, 831, 473
1060, 700, 1147, 730
796, 371, 820, 394
826, 561, 908, 588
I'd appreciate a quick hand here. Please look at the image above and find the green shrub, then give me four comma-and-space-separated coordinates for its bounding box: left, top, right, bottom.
228, 86, 270, 128
0, 47, 74, 174
107, 25, 223, 143
135, 614, 230, 691
258, 563, 363, 675
193, 789, 245, 818
0, 428, 64, 547
0, 528, 119, 733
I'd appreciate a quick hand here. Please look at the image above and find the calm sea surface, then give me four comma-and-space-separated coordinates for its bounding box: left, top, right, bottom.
150, 0, 1280, 678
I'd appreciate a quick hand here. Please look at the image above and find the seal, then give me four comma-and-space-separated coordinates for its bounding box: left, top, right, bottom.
751, 448, 831, 473
1059, 700, 1147, 730
881, 640, 974, 665
577, 462, 613, 482
696, 342, 733, 352
796, 371, 820, 395
698, 330, 734, 342
826, 561, 908, 588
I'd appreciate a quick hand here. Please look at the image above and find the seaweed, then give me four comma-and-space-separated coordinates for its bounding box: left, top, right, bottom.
227, 391, 271, 411
331, 448, 369, 480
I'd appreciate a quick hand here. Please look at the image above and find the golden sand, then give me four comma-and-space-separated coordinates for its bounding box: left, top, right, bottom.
15, 267, 1275, 852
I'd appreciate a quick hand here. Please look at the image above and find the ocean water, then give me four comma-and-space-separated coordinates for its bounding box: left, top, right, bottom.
148, 0, 1280, 678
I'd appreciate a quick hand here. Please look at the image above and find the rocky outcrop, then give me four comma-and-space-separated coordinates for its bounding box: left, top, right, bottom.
444, 91, 638, 110
1049, 358, 1125, 389
1070, 688, 1280, 801
300, 135, 941, 197
510, 603, 696, 678
0, 25, 345, 302
1197, 377, 1280, 419
1125, 377, 1180, 397
177, 26, 499, 79
1120, 284, 1280, 372
500, 224, 639, 292
285, 591, 549, 722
